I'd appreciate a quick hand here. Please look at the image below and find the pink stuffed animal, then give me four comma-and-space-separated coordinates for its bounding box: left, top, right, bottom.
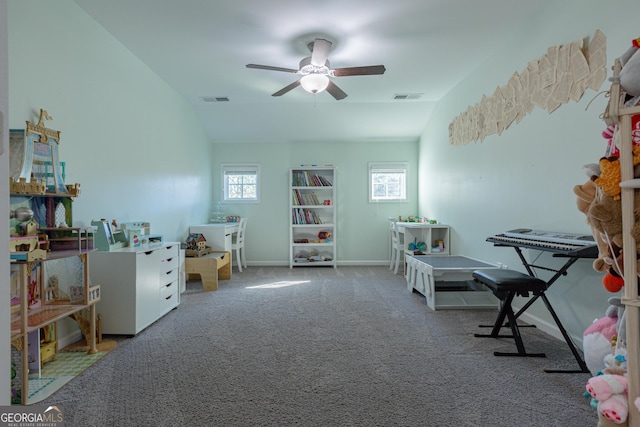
587, 374, 629, 424
583, 298, 625, 375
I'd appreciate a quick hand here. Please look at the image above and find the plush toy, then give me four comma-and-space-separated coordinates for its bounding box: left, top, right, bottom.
595, 157, 624, 201
587, 374, 629, 424
598, 411, 629, 427
593, 147, 640, 201
583, 297, 625, 376
603, 270, 625, 293
587, 191, 624, 272
574, 180, 613, 272
617, 37, 640, 97
587, 185, 640, 284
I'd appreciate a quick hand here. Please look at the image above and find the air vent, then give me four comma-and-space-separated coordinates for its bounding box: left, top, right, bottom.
393, 93, 423, 100
201, 96, 230, 102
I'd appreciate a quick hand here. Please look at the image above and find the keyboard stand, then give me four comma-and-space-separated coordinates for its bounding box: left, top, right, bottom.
486, 244, 591, 374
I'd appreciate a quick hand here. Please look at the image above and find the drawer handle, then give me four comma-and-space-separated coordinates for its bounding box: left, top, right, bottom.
165, 257, 174, 263
165, 269, 175, 275
145, 251, 154, 255
165, 294, 173, 301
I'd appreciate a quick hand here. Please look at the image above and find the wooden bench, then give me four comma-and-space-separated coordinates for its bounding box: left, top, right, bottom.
185, 251, 231, 291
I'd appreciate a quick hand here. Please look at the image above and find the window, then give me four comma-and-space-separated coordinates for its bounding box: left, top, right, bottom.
222, 164, 260, 202
369, 162, 408, 202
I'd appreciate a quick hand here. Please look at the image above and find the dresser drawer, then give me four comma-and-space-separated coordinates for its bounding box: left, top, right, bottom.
161, 254, 179, 272
157, 244, 179, 258
159, 268, 179, 287
160, 279, 178, 299
159, 284, 179, 312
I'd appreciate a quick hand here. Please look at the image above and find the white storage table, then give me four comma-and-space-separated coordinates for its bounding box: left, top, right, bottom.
406, 255, 499, 310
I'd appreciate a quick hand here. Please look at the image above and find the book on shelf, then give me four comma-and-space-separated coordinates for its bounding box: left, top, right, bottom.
292, 208, 323, 224
291, 189, 320, 206
292, 171, 332, 187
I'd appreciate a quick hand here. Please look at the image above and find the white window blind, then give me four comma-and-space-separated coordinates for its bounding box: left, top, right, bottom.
369, 162, 408, 202
222, 163, 260, 202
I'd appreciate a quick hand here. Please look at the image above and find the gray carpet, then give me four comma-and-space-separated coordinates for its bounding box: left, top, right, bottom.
42, 266, 597, 426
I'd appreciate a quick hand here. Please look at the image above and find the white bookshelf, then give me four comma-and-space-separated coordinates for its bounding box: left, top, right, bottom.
289, 167, 336, 268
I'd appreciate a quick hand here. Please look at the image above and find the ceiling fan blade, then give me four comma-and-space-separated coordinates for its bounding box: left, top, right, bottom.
326, 80, 347, 100
310, 38, 332, 67
332, 65, 386, 77
272, 80, 301, 97
246, 64, 298, 73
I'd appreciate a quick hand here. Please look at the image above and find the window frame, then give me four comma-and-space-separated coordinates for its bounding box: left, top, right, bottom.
368, 161, 408, 203
221, 163, 260, 203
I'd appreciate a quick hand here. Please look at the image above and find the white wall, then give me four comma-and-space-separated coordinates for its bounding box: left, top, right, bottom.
419, 0, 639, 344
211, 139, 419, 264
7, 1, 213, 344
8, 1, 213, 240
0, 0, 11, 406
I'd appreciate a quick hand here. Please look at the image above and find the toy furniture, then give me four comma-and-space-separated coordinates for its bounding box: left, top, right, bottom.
9, 110, 100, 404
405, 255, 498, 310
231, 218, 247, 272
91, 219, 128, 251
10, 253, 100, 404
472, 268, 588, 373
185, 251, 231, 291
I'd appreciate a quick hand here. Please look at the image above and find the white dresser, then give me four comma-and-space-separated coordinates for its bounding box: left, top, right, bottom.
90, 242, 181, 335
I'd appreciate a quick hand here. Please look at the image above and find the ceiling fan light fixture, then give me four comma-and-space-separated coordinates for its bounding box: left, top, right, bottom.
300, 74, 330, 94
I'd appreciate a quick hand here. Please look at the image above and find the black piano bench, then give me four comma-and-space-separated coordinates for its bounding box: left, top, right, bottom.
472, 268, 547, 358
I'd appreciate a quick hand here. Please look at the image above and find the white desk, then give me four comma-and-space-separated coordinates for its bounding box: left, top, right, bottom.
405, 255, 499, 310
190, 223, 239, 252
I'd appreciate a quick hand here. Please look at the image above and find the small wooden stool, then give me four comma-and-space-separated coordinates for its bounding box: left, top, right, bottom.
472, 268, 547, 358
185, 251, 231, 291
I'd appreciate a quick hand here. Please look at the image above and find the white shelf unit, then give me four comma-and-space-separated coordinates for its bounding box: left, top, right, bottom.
289, 167, 336, 268
399, 223, 450, 256
609, 58, 640, 427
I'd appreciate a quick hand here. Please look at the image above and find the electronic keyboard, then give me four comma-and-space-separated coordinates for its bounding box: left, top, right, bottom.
487, 228, 598, 256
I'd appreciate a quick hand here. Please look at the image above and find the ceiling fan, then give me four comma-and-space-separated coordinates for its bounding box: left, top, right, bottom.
246, 38, 386, 100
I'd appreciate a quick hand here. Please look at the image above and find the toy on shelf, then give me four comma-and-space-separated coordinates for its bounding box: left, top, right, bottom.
91, 219, 128, 251
9, 235, 46, 261
185, 233, 213, 257
65, 183, 81, 197
10, 109, 80, 197
9, 177, 46, 195
9, 206, 47, 260
119, 221, 162, 246
211, 202, 226, 223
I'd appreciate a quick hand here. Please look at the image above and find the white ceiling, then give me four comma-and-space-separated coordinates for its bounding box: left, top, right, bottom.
73, 0, 549, 144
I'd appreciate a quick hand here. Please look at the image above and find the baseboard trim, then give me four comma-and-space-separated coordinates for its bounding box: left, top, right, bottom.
58, 330, 83, 350
241, 261, 391, 267
515, 308, 584, 351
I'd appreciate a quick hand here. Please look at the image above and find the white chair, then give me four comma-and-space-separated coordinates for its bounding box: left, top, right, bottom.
232, 218, 247, 272
389, 219, 405, 275
388, 217, 397, 269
